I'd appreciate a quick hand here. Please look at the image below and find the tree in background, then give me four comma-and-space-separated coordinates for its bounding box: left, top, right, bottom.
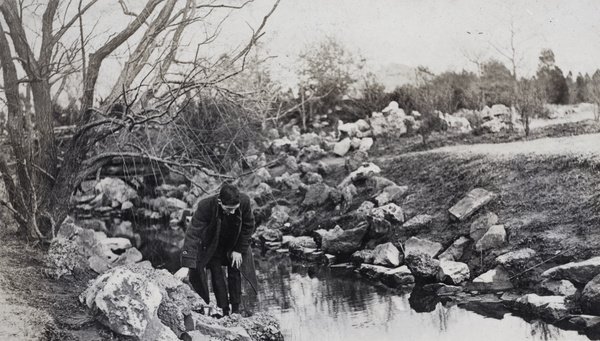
480, 59, 514, 107
0, 0, 279, 241
535, 49, 569, 105
574, 73, 590, 104
296, 36, 365, 129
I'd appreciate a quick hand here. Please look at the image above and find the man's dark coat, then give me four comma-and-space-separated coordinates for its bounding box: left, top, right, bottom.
181, 193, 258, 304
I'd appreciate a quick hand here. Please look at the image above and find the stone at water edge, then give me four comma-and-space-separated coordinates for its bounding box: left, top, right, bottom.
404, 252, 440, 282
321, 223, 368, 255
541, 256, 600, 285
581, 273, 600, 315
437, 260, 470, 285
449, 188, 496, 221
351, 249, 375, 265
382, 265, 415, 287
469, 267, 513, 292
541, 279, 577, 297
469, 212, 499, 242
513, 294, 569, 322
80, 268, 165, 340
372, 242, 401, 267
359, 263, 391, 280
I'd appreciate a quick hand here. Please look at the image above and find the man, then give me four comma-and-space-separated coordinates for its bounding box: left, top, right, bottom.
175, 183, 258, 317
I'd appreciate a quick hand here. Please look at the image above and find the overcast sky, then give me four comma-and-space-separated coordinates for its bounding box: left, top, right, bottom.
223, 0, 600, 78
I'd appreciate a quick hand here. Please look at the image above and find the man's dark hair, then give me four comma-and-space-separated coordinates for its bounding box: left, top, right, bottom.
219, 183, 240, 205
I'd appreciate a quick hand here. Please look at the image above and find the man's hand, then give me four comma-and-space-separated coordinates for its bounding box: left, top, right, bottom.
174, 267, 189, 281
231, 251, 242, 268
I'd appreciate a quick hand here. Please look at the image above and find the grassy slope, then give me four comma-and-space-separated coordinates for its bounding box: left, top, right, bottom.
368, 122, 600, 284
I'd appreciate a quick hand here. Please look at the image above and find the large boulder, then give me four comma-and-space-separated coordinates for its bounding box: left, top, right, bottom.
80, 268, 173, 340
404, 237, 443, 258
449, 188, 496, 221
438, 236, 470, 261
440, 113, 471, 133
437, 260, 470, 285
404, 251, 440, 282
321, 223, 368, 255
372, 242, 401, 267
581, 274, 600, 315
474, 224, 506, 252
541, 256, 600, 285
469, 267, 513, 292
470, 212, 499, 242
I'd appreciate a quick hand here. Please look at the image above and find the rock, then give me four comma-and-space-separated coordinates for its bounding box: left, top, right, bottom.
475, 224, 506, 252
470, 212, 499, 242
372, 242, 401, 267
404, 252, 440, 282
270, 137, 294, 154
288, 236, 317, 250
254, 226, 283, 244
374, 185, 408, 206
284, 155, 299, 172
359, 137, 374, 151
541, 256, 600, 285
369, 112, 388, 137
351, 249, 375, 265
121, 201, 134, 211
541, 279, 577, 297
298, 162, 318, 174
385, 110, 408, 137
57, 220, 83, 239
359, 264, 391, 280
355, 201, 375, 216
302, 183, 332, 207
564, 315, 600, 331
297, 132, 322, 148
437, 260, 470, 285
371, 203, 404, 223
438, 236, 470, 261
344, 149, 369, 173
188, 321, 251, 341
80, 268, 164, 340
340, 184, 357, 208
401, 214, 433, 233
424, 283, 463, 296
290, 247, 323, 261
366, 176, 397, 195
274, 172, 303, 191
305, 172, 323, 184
481, 118, 507, 133
333, 138, 352, 156
338, 163, 381, 188
440, 113, 471, 133
581, 274, 600, 315
404, 237, 443, 258
95, 178, 139, 206
299, 145, 327, 162
321, 223, 368, 255
448, 188, 496, 221
381, 265, 415, 287
113, 247, 144, 267
470, 267, 513, 292
44, 238, 88, 279
350, 137, 361, 150
513, 294, 568, 322
496, 248, 536, 266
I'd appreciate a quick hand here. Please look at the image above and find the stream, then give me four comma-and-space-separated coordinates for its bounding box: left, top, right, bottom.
243, 251, 592, 341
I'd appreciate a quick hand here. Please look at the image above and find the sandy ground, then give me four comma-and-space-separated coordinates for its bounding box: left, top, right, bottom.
0, 233, 52, 341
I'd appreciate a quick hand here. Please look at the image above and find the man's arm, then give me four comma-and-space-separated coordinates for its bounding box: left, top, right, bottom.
232, 194, 255, 254
181, 200, 212, 269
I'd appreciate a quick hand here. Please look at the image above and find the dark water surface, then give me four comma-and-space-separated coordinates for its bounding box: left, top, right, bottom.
245, 252, 590, 341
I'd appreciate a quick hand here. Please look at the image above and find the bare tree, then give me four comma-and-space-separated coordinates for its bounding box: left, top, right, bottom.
0, 0, 280, 241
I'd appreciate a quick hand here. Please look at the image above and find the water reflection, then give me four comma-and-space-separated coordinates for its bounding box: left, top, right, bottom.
247, 252, 591, 341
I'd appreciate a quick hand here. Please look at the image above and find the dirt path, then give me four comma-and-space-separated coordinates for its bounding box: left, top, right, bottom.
0, 233, 52, 341
411, 132, 600, 159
